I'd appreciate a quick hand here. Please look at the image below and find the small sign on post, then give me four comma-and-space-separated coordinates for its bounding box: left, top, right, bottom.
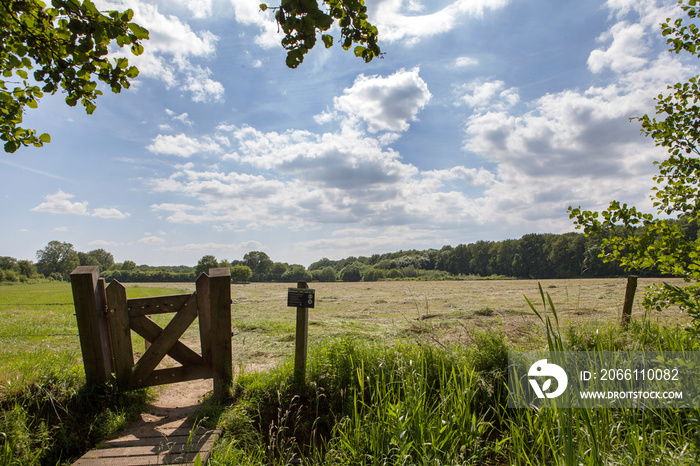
288, 282, 314, 389
287, 287, 315, 308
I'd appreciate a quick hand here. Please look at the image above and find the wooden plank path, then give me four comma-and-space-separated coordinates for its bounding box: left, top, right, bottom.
73, 421, 219, 465
73, 378, 219, 466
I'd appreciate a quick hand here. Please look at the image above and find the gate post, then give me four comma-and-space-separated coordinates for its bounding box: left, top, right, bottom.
106, 280, 134, 386
208, 267, 232, 400
71, 266, 112, 383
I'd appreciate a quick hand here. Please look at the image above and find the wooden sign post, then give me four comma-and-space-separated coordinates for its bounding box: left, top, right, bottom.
288, 281, 314, 388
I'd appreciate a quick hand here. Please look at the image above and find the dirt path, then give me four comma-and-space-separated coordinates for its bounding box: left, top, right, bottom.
115, 378, 213, 441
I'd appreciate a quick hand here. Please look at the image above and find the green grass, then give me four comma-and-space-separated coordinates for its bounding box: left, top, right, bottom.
1, 279, 699, 465
206, 287, 700, 465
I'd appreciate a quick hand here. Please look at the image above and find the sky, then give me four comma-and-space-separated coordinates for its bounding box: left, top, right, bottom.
1, 0, 697, 267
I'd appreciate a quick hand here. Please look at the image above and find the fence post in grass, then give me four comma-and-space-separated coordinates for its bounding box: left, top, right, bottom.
106, 279, 133, 386
71, 266, 112, 383
196, 273, 213, 368
621, 275, 638, 328
291, 281, 313, 389
208, 267, 232, 400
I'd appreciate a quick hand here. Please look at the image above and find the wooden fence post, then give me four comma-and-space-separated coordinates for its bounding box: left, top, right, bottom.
208, 268, 232, 400
294, 281, 310, 388
71, 266, 112, 383
106, 280, 134, 386
196, 273, 213, 367
621, 275, 638, 328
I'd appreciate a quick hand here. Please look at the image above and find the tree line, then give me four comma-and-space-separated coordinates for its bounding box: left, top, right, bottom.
2, 226, 686, 284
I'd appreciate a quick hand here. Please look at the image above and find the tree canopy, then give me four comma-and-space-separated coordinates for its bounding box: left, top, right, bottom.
36, 240, 79, 280
1, 0, 380, 153
1, 0, 148, 153
260, 0, 380, 68
569, 0, 700, 331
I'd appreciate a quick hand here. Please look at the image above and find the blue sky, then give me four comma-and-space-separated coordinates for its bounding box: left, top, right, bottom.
1, 0, 697, 267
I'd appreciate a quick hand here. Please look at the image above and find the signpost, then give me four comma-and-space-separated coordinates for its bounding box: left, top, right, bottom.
288, 282, 315, 388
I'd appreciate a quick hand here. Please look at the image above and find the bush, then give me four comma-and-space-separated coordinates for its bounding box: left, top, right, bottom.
281, 265, 312, 283
362, 268, 385, 282
339, 265, 362, 282
318, 266, 337, 282
231, 264, 253, 282
4, 270, 18, 282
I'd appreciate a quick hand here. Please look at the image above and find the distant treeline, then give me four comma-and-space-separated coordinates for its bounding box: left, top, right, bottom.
308, 232, 635, 282
3, 226, 689, 284
100, 266, 197, 283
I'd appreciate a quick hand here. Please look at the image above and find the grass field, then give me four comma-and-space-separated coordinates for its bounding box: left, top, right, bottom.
1, 277, 688, 384
140, 277, 689, 368
1, 277, 696, 465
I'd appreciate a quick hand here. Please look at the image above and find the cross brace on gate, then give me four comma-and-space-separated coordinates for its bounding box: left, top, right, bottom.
70, 266, 233, 400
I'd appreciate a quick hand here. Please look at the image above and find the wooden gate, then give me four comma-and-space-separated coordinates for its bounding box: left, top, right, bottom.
70, 266, 232, 399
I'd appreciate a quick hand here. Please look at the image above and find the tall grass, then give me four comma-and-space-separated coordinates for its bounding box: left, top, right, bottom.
504, 284, 700, 465
210, 287, 700, 465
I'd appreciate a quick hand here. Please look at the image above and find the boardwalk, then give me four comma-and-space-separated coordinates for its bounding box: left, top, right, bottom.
73, 421, 219, 465
73, 379, 218, 465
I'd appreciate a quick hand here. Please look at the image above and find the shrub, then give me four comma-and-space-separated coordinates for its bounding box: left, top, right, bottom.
362, 268, 385, 282
4, 270, 18, 282
231, 264, 253, 282
339, 265, 362, 282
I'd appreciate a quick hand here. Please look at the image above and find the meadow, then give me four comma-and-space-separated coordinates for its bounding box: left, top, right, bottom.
0, 277, 698, 464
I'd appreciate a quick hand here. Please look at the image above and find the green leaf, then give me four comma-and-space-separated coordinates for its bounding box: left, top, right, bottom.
128, 23, 149, 40
131, 43, 144, 56
259, 4, 268, 12
4, 140, 18, 153
39, 133, 51, 143
322, 34, 333, 48
286, 49, 304, 68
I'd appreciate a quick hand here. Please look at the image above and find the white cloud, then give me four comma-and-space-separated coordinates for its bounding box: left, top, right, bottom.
228, 0, 279, 49
147, 133, 221, 157
373, 0, 510, 45
183, 65, 225, 102
461, 52, 695, 227
31, 190, 131, 219
455, 79, 519, 110
172, 0, 213, 18
31, 190, 89, 215
453, 56, 479, 68
165, 109, 193, 126
93, 208, 131, 220
588, 22, 648, 73
96, 0, 224, 102
138, 235, 166, 245
332, 68, 432, 133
